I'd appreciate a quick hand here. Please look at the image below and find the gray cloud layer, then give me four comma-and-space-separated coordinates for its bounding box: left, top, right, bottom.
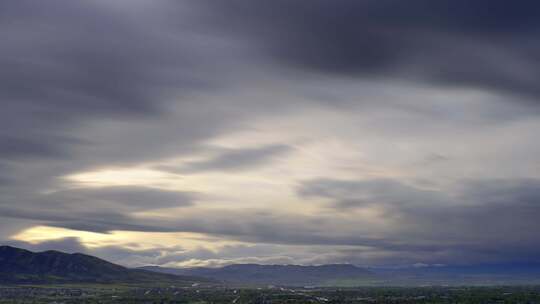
2, 0, 540, 268
166, 144, 292, 173
196, 0, 540, 102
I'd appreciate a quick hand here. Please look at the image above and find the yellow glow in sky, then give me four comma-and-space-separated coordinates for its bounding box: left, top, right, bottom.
64, 168, 179, 189
11, 225, 243, 252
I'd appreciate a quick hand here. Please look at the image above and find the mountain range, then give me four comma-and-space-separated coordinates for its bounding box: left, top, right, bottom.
141, 263, 540, 286
0, 246, 212, 284
373, 263, 540, 286
140, 264, 376, 286
2, 245, 540, 286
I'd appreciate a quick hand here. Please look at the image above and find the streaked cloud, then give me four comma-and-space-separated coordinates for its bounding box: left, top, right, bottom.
160, 144, 292, 174
2, 0, 540, 268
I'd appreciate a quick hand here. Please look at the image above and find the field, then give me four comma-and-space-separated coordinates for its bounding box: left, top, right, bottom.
1, 285, 539, 303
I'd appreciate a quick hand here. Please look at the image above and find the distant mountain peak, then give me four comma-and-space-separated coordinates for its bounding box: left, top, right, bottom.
0, 245, 213, 285
140, 263, 375, 286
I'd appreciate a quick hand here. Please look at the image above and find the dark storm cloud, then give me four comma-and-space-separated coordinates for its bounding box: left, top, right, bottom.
163, 144, 291, 173
196, 0, 540, 101
1, 0, 187, 115
0, 163, 14, 187
0, 0, 265, 229
298, 178, 445, 209
0, 206, 171, 234
1, 201, 403, 249
4, 177, 540, 254
2, 0, 539, 167
4, 177, 540, 265
0, 0, 223, 164
0, 186, 196, 233
2, 0, 540, 268
299, 177, 540, 211
2, 185, 195, 214
458, 178, 540, 205
1, 0, 539, 166
297, 177, 540, 263
40, 186, 196, 211
0, 136, 85, 160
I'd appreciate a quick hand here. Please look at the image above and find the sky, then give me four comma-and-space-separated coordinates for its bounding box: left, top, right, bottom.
2, 0, 540, 269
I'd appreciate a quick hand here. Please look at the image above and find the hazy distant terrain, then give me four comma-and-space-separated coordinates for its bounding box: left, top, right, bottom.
3, 245, 539, 287
0, 246, 212, 285
140, 264, 376, 286
142, 263, 540, 287
373, 264, 540, 286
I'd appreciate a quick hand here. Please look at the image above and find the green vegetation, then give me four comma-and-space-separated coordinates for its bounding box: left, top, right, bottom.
1, 285, 540, 303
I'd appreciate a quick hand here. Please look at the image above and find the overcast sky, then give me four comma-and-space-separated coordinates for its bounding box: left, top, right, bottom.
2, 0, 540, 268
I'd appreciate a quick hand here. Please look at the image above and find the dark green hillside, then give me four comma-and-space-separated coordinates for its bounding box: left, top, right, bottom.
0, 246, 213, 284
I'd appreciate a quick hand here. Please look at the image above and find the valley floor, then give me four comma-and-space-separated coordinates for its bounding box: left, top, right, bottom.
1, 285, 540, 303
